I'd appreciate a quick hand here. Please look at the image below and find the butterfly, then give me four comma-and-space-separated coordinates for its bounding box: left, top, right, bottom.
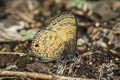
31, 12, 77, 62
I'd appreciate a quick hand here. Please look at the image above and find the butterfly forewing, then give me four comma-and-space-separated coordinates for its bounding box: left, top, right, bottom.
47, 12, 76, 41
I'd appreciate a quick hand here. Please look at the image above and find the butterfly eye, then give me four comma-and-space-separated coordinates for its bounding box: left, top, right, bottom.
35, 44, 39, 47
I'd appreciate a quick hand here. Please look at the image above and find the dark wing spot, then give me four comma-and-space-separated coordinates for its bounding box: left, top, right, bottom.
35, 44, 39, 47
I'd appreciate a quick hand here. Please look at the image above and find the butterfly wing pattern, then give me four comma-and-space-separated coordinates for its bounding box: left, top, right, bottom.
31, 12, 77, 62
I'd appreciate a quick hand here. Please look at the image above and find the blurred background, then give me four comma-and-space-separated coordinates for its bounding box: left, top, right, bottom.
0, 0, 120, 41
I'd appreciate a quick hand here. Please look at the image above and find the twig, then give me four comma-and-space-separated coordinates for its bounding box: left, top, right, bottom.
0, 52, 27, 57
0, 77, 18, 80
109, 49, 120, 57
73, 51, 94, 65
68, 51, 94, 74
0, 70, 96, 80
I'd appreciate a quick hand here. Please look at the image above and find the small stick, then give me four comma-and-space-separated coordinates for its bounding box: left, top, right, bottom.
0, 52, 27, 57
73, 51, 94, 65
0, 70, 96, 80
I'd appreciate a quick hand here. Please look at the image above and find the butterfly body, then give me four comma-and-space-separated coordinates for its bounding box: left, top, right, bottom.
31, 12, 77, 62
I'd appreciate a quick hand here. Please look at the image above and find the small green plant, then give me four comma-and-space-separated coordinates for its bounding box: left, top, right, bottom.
19, 29, 39, 41
71, 0, 86, 9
